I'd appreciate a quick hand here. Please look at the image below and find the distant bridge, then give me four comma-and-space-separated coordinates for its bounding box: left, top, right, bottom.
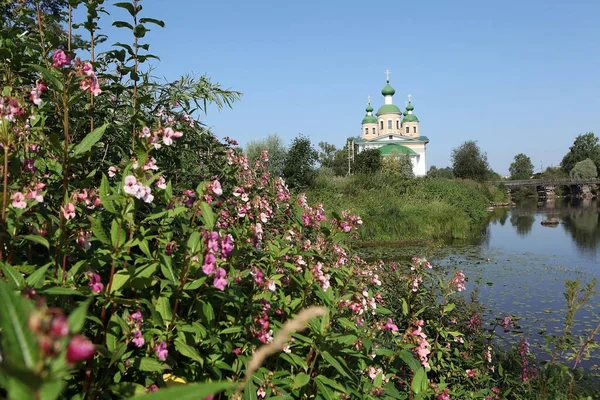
493, 178, 600, 199
496, 178, 600, 189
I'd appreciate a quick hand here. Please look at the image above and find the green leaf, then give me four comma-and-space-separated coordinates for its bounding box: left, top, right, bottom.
20, 235, 50, 249
110, 271, 130, 293
174, 339, 203, 364
183, 277, 206, 291
110, 219, 125, 248
443, 303, 456, 313
42, 287, 84, 296
186, 231, 201, 254
200, 202, 215, 230
156, 297, 172, 327
315, 375, 346, 392
0, 281, 38, 369
138, 240, 152, 258
71, 124, 108, 158
39, 380, 65, 400
130, 382, 233, 400
398, 350, 421, 372
202, 302, 214, 324
401, 298, 409, 316
292, 372, 310, 389
67, 299, 92, 333
139, 17, 165, 27
320, 351, 349, 378
114, 2, 136, 17
411, 368, 427, 395
25, 265, 49, 288
28, 64, 62, 91
134, 357, 168, 372
90, 217, 110, 245
1, 262, 24, 289
159, 254, 177, 285
219, 326, 242, 335
112, 20, 133, 29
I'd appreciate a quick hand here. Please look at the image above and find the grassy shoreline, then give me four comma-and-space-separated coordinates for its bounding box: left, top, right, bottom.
306, 173, 508, 243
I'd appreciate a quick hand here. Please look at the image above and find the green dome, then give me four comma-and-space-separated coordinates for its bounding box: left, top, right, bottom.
377, 104, 402, 115
362, 115, 377, 124
366, 103, 373, 112
406, 102, 414, 111
379, 144, 417, 156
381, 83, 395, 96
402, 113, 419, 123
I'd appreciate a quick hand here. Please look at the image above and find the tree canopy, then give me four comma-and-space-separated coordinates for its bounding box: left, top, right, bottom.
282, 135, 318, 189
570, 158, 598, 179
246, 134, 287, 177
451, 141, 490, 181
560, 133, 600, 174
354, 149, 382, 174
509, 153, 534, 180
427, 166, 454, 179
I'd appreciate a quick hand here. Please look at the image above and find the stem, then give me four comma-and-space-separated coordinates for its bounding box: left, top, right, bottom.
68, 5, 72, 52
0, 146, 8, 261
572, 320, 600, 369
131, 0, 139, 148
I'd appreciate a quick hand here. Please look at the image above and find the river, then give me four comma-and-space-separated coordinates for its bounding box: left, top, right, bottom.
362, 198, 600, 368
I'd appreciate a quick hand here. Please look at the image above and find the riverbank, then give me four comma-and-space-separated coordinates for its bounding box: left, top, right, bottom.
306, 174, 509, 242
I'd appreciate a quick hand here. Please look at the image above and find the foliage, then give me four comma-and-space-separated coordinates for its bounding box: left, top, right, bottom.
451, 141, 490, 181
317, 141, 337, 168
282, 134, 318, 190
509, 153, 534, 180
245, 134, 287, 177
570, 158, 598, 179
427, 166, 454, 179
561, 132, 600, 174
1, 3, 598, 400
381, 154, 414, 179
354, 148, 382, 174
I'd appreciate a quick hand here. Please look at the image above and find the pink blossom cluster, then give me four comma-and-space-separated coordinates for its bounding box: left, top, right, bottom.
29, 81, 47, 106
87, 271, 104, 293
467, 313, 482, 332
437, 388, 450, 400
76, 61, 101, 96
74, 188, 101, 209
449, 270, 466, 292
138, 126, 183, 148
311, 261, 330, 290
410, 320, 431, 369
0, 97, 25, 122
127, 309, 145, 348
518, 338, 537, 382
52, 49, 71, 68
253, 303, 273, 344
201, 231, 234, 290
153, 341, 168, 361
499, 315, 514, 332
76, 231, 92, 250
123, 175, 154, 203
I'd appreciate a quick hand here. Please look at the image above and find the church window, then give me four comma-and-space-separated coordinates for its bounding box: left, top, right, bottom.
396, 120, 400, 129
372, 127, 376, 134
413, 126, 417, 134
380, 121, 383, 130
406, 126, 409, 134
365, 128, 368, 135
388, 135, 393, 139
387, 120, 392, 129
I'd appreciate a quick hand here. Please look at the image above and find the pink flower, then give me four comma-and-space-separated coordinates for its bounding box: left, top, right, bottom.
211, 179, 223, 196
129, 309, 143, 324
221, 234, 234, 257
11, 192, 27, 209
81, 62, 94, 76
145, 385, 159, 393
88, 272, 104, 293
257, 387, 266, 398
202, 253, 217, 275
66, 335, 96, 363
123, 175, 139, 195
49, 315, 69, 338
62, 202, 76, 219
153, 341, 168, 361
437, 388, 450, 400
206, 232, 219, 252
162, 127, 183, 146
382, 318, 399, 331
52, 49, 71, 68
132, 329, 145, 347
156, 176, 167, 189
108, 166, 117, 178
213, 267, 228, 291
233, 347, 242, 355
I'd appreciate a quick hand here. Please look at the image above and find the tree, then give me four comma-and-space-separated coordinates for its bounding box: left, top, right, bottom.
560, 132, 600, 174
570, 158, 598, 179
427, 166, 454, 179
509, 153, 534, 180
317, 141, 337, 168
381, 153, 414, 179
451, 141, 490, 181
282, 135, 318, 190
354, 149, 382, 174
246, 134, 287, 177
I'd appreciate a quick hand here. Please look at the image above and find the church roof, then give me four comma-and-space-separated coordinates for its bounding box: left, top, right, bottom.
402, 114, 419, 123
379, 144, 417, 156
381, 82, 395, 96
362, 115, 377, 124
377, 104, 402, 115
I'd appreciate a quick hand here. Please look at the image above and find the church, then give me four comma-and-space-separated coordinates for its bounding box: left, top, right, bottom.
354, 71, 429, 176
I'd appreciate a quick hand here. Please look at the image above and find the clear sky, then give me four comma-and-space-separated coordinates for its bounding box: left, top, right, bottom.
93, 0, 600, 174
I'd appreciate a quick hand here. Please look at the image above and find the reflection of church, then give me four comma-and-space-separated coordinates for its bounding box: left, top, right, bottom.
354, 71, 429, 176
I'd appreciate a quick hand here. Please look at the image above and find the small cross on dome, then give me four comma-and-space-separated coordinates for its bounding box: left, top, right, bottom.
385, 69, 390, 82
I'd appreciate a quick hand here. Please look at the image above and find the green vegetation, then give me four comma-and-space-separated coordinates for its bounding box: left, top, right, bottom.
451, 140, 491, 181
308, 173, 508, 242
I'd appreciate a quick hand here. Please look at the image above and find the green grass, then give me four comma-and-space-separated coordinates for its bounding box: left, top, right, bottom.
306, 173, 508, 242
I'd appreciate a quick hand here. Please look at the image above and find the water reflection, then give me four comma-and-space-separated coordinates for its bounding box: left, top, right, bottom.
499, 198, 600, 255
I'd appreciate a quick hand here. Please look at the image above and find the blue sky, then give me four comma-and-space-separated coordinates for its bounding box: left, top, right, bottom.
90, 0, 599, 174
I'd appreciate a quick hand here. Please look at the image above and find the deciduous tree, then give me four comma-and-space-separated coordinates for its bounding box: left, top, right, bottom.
509, 153, 534, 180
561, 133, 600, 174
246, 134, 287, 177
354, 148, 382, 174
451, 141, 490, 181
282, 135, 318, 189
570, 158, 598, 179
